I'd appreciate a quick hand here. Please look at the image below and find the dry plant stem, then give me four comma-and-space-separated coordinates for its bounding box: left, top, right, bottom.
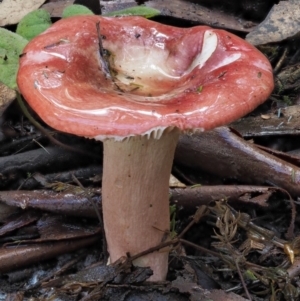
102, 128, 180, 281
178, 206, 208, 239
235, 260, 252, 301
274, 47, 289, 74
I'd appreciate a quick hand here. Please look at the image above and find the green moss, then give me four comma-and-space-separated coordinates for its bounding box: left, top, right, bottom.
0, 28, 28, 89
16, 9, 52, 41
62, 4, 94, 18
104, 6, 160, 18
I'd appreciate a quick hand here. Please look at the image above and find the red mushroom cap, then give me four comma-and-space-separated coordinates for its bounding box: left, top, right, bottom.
17, 15, 274, 139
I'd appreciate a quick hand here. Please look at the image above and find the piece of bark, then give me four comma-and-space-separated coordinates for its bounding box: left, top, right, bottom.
16, 166, 102, 190
0, 203, 18, 222
35, 215, 101, 241
0, 211, 101, 244
0, 236, 98, 273
255, 144, 300, 167
170, 185, 274, 208
0, 146, 101, 188
0, 184, 273, 220
0, 211, 38, 237
175, 127, 300, 197
0, 189, 101, 218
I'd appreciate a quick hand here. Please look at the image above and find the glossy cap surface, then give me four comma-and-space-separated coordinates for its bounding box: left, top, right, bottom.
17, 15, 274, 139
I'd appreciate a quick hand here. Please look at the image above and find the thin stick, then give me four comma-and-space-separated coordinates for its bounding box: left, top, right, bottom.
17, 92, 98, 159
235, 259, 252, 301
95, 22, 124, 92
96, 22, 112, 79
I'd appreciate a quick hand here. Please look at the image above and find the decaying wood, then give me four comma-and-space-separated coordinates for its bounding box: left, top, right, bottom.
170, 185, 274, 208
0, 184, 276, 221
0, 212, 101, 274
0, 236, 98, 273
0, 145, 101, 188
0, 189, 101, 218
16, 166, 102, 190
175, 127, 300, 197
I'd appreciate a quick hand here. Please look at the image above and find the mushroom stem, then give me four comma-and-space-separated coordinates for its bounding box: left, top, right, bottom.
102, 128, 180, 281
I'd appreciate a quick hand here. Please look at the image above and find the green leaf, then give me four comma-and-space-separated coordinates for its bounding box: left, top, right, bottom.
244, 270, 258, 281
16, 9, 52, 41
62, 4, 95, 18
0, 28, 28, 89
104, 6, 160, 18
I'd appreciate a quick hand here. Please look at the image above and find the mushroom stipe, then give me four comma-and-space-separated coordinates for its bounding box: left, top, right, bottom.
17, 15, 274, 281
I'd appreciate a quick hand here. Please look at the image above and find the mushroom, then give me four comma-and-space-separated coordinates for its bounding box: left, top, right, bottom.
17, 15, 274, 281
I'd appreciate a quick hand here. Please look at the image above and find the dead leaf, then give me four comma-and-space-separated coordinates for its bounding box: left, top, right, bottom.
146, 0, 256, 32
172, 277, 248, 301
42, 0, 74, 18
231, 105, 300, 137
0, 0, 46, 26
169, 174, 186, 188
261, 114, 271, 120
0, 82, 16, 115
246, 1, 300, 45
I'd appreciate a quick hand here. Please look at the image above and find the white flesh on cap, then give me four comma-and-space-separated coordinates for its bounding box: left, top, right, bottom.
185, 30, 218, 73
